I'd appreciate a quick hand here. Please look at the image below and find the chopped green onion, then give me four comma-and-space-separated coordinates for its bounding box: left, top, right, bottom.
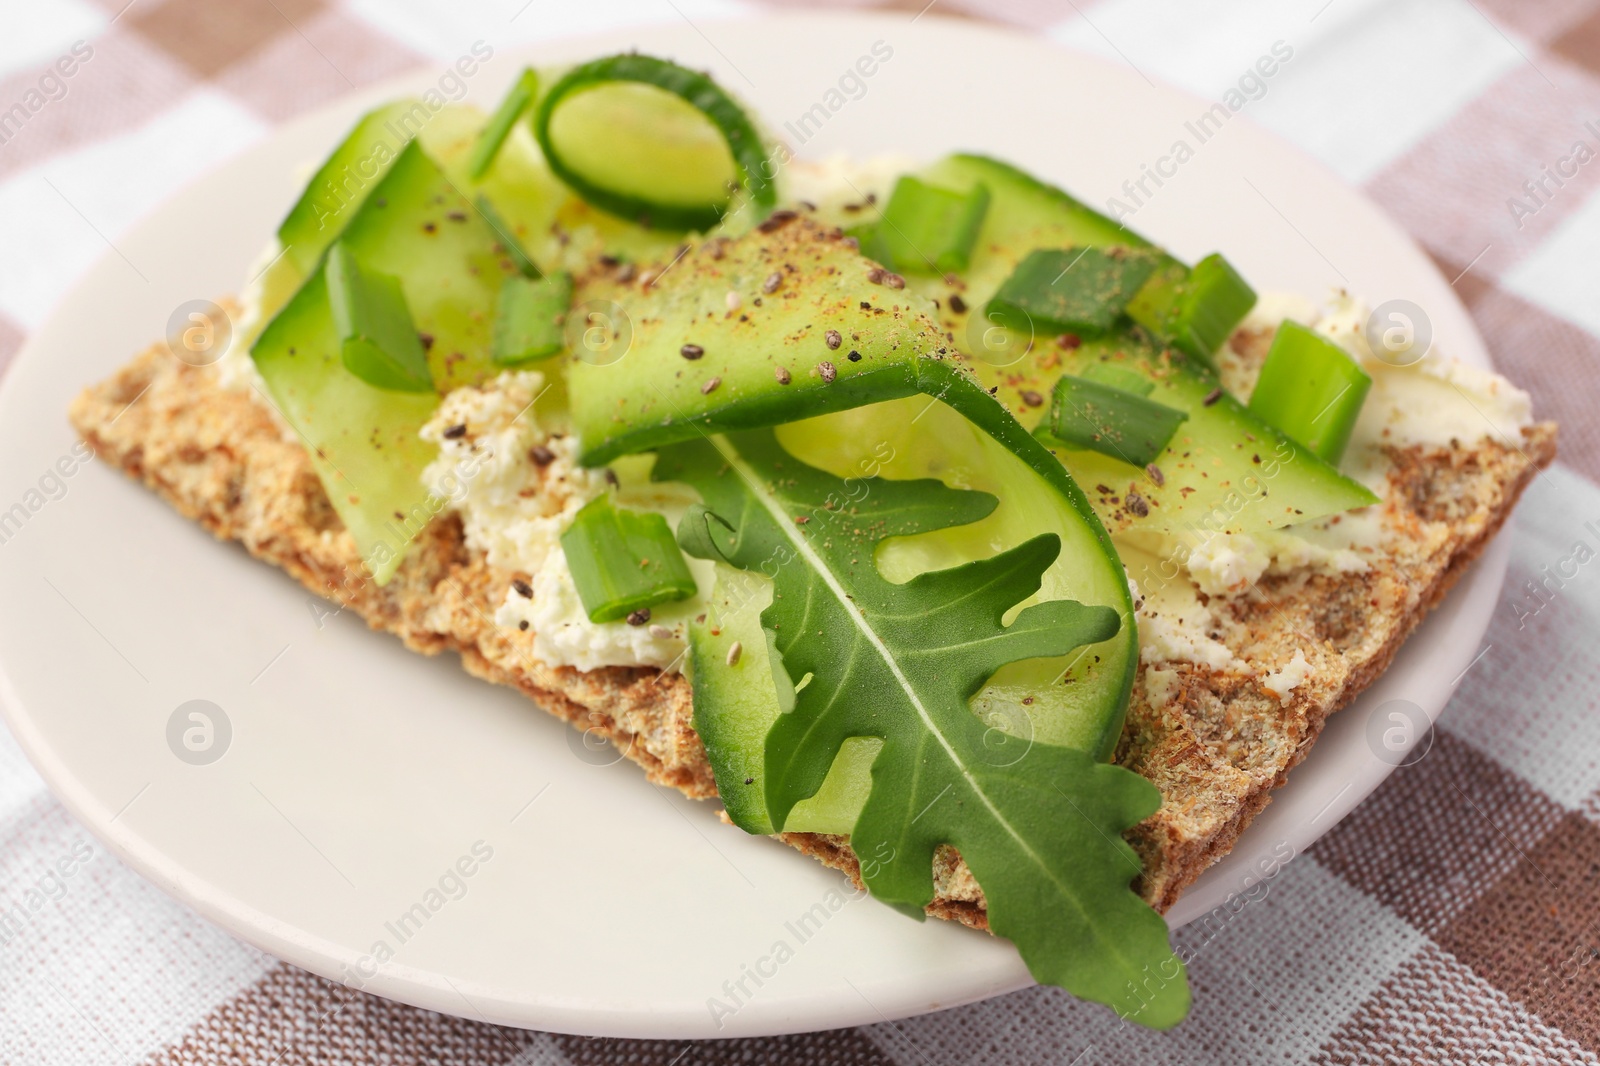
1126, 252, 1256, 367
493, 273, 572, 365
847, 222, 893, 267
561, 495, 699, 623
325, 243, 433, 393
474, 194, 540, 278
533, 54, 776, 231
986, 247, 1160, 337
1045, 373, 1188, 468
467, 68, 538, 180
1079, 362, 1155, 397
871, 176, 990, 275
1246, 320, 1371, 465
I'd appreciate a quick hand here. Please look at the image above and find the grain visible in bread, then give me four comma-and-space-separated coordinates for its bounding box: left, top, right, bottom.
69, 321, 1556, 922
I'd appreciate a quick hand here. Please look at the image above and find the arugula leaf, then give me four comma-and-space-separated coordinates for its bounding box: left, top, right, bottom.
657, 429, 1189, 1028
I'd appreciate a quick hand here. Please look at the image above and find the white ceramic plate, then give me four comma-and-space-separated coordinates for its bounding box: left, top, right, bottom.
0, 12, 1505, 1038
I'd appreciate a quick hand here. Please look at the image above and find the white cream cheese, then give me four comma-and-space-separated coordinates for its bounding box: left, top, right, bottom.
1128, 289, 1530, 612
418, 370, 714, 671
400, 174, 1534, 680
214, 240, 281, 395
1262, 649, 1312, 703
1127, 575, 1240, 672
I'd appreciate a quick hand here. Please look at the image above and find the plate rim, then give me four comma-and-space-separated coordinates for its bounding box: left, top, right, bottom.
0, 9, 1506, 1037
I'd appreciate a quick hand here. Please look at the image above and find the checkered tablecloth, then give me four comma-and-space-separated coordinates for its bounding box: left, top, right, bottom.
5, 0, 1600, 1062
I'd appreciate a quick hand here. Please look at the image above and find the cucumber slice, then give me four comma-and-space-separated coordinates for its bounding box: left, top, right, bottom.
906, 155, 1376, 533
534, 54, 776, 231
1047, 330, 1379, 535
686, 392, 1139, 836
275, 102, 487, 281
910, 155, 1254, 365
252, 140, 524, 583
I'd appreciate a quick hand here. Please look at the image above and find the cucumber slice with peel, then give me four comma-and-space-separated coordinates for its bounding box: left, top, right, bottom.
590, 224, 1137, 833
252, 140, 526, 583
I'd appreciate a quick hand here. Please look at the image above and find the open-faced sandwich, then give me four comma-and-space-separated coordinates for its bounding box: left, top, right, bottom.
69, 54, 1555, 1027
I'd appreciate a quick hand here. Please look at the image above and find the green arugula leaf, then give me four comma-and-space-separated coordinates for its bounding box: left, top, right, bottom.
656, 428, 1189, 1028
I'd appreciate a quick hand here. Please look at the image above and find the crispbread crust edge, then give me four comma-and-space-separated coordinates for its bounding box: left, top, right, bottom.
69, 335, 1557, 927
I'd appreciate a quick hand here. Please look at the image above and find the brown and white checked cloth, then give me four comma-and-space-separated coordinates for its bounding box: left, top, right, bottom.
4, 0, 1600, 1062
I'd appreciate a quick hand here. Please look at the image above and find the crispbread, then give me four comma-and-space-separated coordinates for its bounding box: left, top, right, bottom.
69, 312, 1555, 929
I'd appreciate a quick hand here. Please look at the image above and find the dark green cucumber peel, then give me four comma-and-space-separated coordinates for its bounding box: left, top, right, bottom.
533, 53, 777, 231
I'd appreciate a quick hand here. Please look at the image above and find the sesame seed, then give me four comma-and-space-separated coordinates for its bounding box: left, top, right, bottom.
512, 579, 533, 598
948, 294, 967, 314
626, 608, 651, 626
762, 272, 783, 294
818, 361, 837, 383
883, 272, 905, 289
649, 624, 673, 640
1126, 492, 1150, 517
725, 290, 741, 311
774, 366, 791, 385
1021, 389, 1044, 407
680, 343, 704, 360
1145, 464, 1165, 486
1058, 334, 1082, 349
1203, 387, 1223, 406
443, 423, 467, 440
825, 329, 842, 350
701, 377, 721, 394
529, 445, 555, 466
726, 641, 743, 666
616, 262, 637, 283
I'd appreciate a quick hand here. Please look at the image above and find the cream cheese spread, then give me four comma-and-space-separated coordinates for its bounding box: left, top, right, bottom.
221, 159, 1535, 681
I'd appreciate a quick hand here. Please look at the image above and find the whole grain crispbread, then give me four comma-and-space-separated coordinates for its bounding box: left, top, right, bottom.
69, 315, 1555, 928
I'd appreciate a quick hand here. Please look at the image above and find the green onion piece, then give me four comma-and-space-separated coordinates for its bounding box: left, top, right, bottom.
986, 247, 1160, 337
1126, 252, 1256, 367
873, 176, 990, 275
561, 495, 699, 622
1079, 362, 1155, 397
1046, 373, 1188, 468
846, 222, 893, 268
467, 68, 539, 181
325, 243, 433, 393
1246, 320, 1372, 465
474, 194, 540, 278
493, 273, 572, 365
533, 53, 776, 231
